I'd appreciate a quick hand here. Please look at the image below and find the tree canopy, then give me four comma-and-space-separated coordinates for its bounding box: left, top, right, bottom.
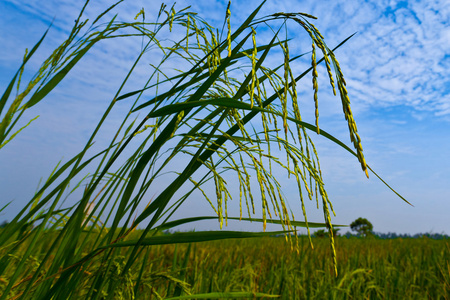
350, 218, 373, 237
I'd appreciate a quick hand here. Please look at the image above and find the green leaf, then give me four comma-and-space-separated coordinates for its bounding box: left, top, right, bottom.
99, 230, 292, 249
0, 26, 50, 115
24, 39, 97, 109
155, 216, 347, 232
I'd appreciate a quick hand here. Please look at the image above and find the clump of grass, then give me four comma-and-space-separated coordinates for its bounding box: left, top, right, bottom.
0, 0, 408, 298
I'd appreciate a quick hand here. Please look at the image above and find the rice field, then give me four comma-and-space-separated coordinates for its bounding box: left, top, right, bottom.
1, 231, 448, 299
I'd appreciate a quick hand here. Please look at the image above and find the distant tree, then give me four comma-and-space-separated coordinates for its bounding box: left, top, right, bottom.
350, 217, 373, 237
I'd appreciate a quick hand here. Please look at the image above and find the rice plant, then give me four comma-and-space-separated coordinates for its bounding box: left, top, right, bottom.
142, 236, 448, 299
0, 1, 408, 298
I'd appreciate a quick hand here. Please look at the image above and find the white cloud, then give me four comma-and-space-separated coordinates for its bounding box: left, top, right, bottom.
332, 0, 450, 117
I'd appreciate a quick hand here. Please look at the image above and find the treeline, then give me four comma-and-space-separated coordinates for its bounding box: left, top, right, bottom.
313, 229, 448, 240
342, 231, 450, 240
313, 217, 450, 240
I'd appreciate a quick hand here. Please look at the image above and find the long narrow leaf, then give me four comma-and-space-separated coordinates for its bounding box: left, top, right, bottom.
0, 27, 50, 115
99, 230, 292, 249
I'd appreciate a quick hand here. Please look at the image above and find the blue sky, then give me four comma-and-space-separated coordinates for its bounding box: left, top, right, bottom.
0, 0, 449, 235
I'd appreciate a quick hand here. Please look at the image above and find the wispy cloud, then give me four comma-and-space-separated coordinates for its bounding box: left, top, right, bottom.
330, 0, 450, 116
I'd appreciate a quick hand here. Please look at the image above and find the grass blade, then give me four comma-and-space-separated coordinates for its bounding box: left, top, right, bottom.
0, 27, 50, 115
98, 230, 293, 249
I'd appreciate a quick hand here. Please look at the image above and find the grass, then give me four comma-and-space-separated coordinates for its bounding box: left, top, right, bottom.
156, 236, 449, 299
2, 230, 448, 299
0, 1, 411, 298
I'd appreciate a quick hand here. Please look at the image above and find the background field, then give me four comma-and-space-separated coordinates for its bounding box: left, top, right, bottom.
1, 231, 448, 299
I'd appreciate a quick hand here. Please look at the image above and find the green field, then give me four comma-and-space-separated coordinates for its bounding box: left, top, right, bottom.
1, 231, 448, 299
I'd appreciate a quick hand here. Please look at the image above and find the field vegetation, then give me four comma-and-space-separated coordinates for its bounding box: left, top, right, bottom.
0, 0, 424, 299
1, 228, 448, 299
